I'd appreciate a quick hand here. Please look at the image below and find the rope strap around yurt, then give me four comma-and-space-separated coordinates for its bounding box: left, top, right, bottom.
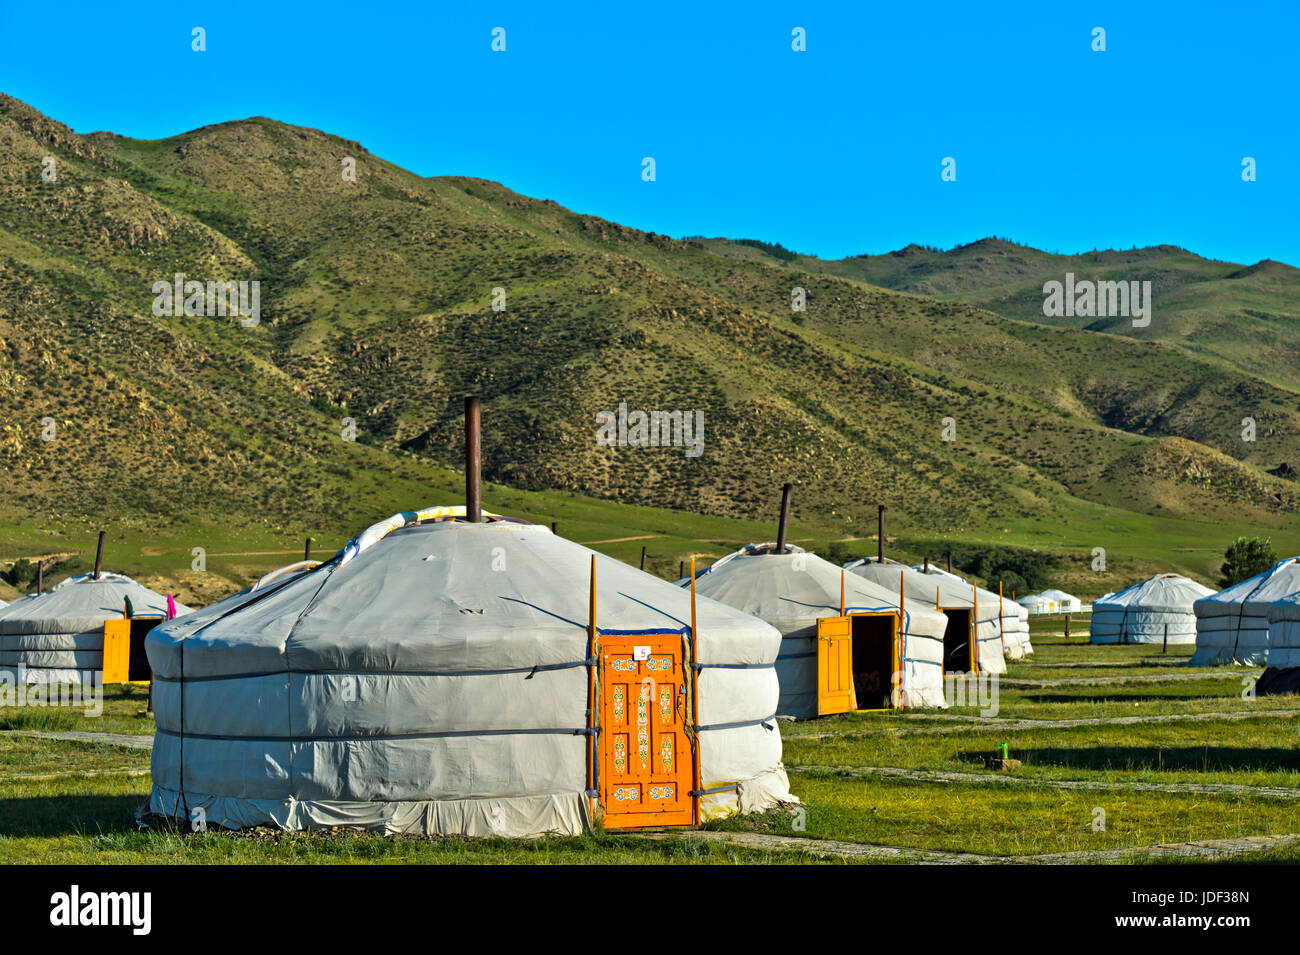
1231, 572, 1274, 659
178, 627, 186, 826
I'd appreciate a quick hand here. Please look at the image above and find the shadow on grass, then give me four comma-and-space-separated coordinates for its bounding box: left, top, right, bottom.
957, 746, 1300, 774
1017, 691, 1245, 704
0, 794, 141, 837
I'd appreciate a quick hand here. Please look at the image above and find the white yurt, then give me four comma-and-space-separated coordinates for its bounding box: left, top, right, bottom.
1265, 594, 1300, 670
688, 543, 948, 715
0, 572, 188, 683
845, 559, 1007, 673
145, 507, 795, 837
910, 564, 968, 584
1255, 595, 1300, 695
1017, 593, 1056, 614
1089, 574, 1213, 645
1041, 589, 1082, 613
910, 563, 1031, 659
1001, 601, 1034, 658
1191, 558, 1300, 666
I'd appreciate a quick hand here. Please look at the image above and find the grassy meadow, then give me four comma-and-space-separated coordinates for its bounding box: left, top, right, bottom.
2, 617, 1297, 865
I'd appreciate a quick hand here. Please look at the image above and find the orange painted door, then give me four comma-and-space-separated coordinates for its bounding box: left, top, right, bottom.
817, 615, 855, 715
101, 619, 131, 684
600, 635, 693, 828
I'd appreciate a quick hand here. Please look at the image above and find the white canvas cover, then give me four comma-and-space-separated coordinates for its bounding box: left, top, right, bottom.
845, 559, 1007, 673
910, 563, 1030, 659
1041, 589, 1082, 613
1262, 588, 1300, 669
1089, 574, 1213, 645
687, 544, 948, 715
1018, 593, 1056, 613
0, 573, 189, 683
911, 565, 968, 583
1001, 601, 1034, 658
1192, 558, 1300, 666
146, 509, 794, 838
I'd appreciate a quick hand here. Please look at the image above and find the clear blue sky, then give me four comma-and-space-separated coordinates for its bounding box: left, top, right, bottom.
2, 1, 1296, 265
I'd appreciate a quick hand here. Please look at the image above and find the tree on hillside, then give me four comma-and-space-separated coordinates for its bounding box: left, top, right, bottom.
1219, 536, 1276, 588
1, 558, 36, 590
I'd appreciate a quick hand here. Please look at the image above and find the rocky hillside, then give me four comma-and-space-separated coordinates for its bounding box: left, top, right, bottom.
2, 94, 1299, 545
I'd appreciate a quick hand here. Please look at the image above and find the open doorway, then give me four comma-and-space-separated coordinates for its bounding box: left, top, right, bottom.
850, 614, 895, 709
941, 609, 974, 673
126, 618, 160, 681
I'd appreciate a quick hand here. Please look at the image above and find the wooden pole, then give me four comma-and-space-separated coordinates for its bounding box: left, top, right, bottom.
998, 581, 1006, 656
775, 483, 792, 554
898, 570, 906, 711
93, 530, 105, 580
1065, 614, 1071, 640
587, 555, 597, 820
689, 557, 701, 825
877, 505, 885, 563
1162, 622, 1168, 654
465, 396, 482, 522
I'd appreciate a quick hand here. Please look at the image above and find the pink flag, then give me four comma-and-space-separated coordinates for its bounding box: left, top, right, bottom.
167, 594, 177, 620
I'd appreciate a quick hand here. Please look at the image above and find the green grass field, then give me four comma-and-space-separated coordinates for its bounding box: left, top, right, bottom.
1, 621, 1296, 865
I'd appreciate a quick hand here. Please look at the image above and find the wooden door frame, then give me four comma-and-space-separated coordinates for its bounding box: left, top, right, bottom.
846, 610, 901, 712
596, 631, 696, 829
817, 610, 904, 714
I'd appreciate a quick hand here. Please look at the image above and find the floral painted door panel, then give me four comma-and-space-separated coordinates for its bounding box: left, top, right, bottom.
600, 634, 692, 828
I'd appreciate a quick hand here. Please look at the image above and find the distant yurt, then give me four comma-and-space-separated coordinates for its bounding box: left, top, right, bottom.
912, 562, 1031, 659
1255, 595, 1300, 695
1089, 574, 1213, 645
146, 507, 795, 837
0, 571, 187, 683
1041, 589, 1082, 613
1191, 558, 1300, 666
846, 559, 1007, 674
1018, 593, 1056, 614
689, 543, 948, 716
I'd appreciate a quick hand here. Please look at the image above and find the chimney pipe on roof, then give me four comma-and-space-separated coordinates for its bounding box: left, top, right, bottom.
877, 505, 885, 563
37, 560, 43, 595
465, 396, 482, 522
304, 537, 312, 561
93, 530, 105, 581
947, 550, 953, 574
775, 483, 793, 554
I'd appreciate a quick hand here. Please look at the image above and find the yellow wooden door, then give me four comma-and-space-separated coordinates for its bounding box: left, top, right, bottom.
101, 619, 131, 684
817, 615, 855, 715
600, 634, 693, 828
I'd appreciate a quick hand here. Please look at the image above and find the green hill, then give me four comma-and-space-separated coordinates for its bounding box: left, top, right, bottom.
2, 93, 1299, 599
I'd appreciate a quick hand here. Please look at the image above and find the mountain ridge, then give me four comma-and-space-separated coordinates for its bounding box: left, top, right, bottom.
2, 93, 1298, 572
